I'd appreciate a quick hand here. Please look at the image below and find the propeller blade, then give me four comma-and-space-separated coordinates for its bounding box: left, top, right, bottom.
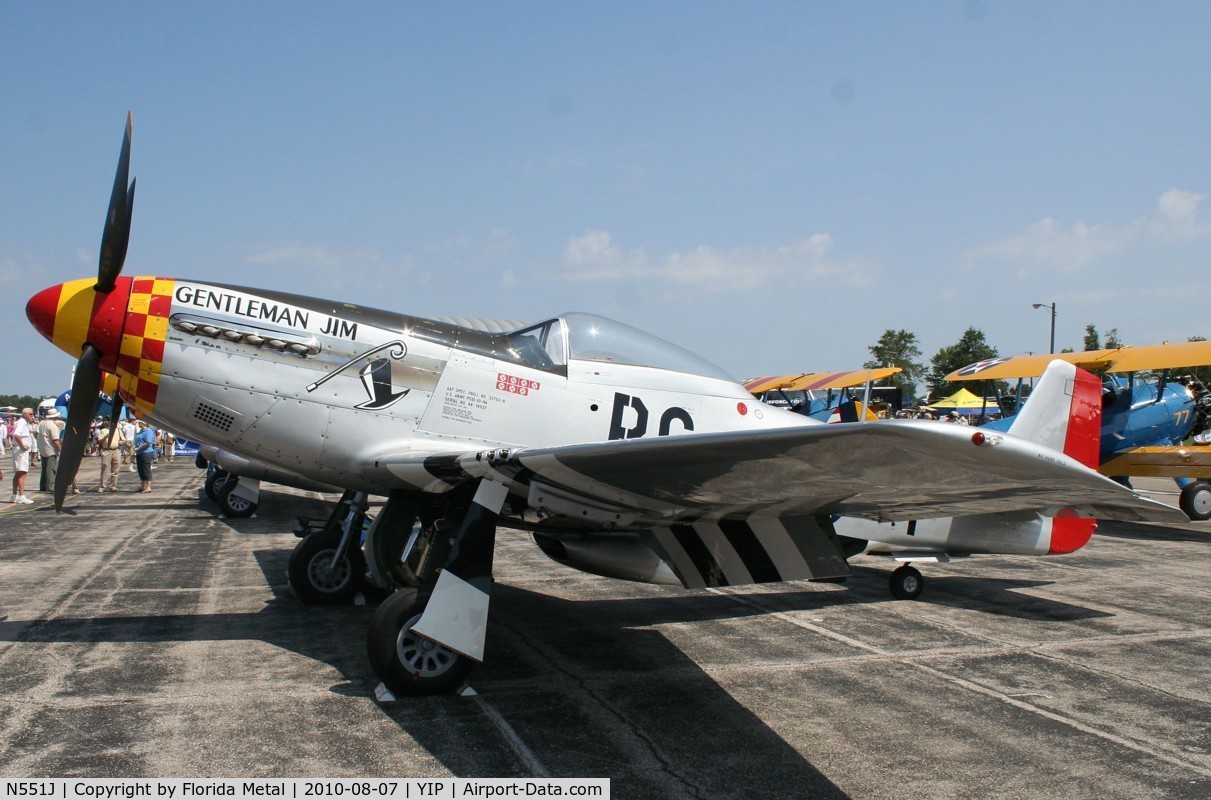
107, 390, 124, 441
97, 112, 134, 294
55, 345, 102, 512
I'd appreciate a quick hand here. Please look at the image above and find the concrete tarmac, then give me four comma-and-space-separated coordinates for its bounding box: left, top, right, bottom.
1, 457, 1209, 798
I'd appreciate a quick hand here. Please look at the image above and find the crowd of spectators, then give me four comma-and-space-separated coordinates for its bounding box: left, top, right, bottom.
1, 407, 178, 503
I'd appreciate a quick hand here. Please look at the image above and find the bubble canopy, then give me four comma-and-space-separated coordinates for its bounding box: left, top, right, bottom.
507, 313, 734, 382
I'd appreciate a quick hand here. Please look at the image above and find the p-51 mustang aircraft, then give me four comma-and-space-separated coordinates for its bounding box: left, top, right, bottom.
26, 115, 1185, 695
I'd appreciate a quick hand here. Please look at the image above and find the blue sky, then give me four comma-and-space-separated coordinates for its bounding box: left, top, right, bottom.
4, 2, 1211, 396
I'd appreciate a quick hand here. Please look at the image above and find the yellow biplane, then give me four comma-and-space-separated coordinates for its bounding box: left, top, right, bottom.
946, 341, 1211, 519
744, 368, 903, 422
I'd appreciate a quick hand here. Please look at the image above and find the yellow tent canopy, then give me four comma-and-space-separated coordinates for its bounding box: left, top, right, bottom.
927, 388, 999, 412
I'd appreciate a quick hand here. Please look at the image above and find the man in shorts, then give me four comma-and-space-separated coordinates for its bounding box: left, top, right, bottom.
10, 408, 35, 504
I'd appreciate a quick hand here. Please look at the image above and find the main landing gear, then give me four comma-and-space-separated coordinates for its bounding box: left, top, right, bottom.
366, 587, 473, 696
203, 466, 259, 518
287, 490, 369, 605
361, 480, 506, 696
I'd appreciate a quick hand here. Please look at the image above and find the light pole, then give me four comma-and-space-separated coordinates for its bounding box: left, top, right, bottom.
1032, 302, 1056, 354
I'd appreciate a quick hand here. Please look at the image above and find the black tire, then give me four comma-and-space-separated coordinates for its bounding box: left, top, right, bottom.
367, 588, 473, 696
217, 478, 258, 518
287, 530, 367, 605
1179, 481, 1211, 521
889, 565, 924, 600
204, 469, 234, 503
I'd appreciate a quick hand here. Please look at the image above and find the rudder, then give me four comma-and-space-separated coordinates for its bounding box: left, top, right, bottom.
1006, 360, 1102, 469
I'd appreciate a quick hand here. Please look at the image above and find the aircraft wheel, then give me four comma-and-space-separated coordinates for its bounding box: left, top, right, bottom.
204, 469, 234, 503
217, 479, 258, 518
1179, 481, 1211, 521
287, 530, 366, 605
367, 587, 473, 696
889, 565, 924, 600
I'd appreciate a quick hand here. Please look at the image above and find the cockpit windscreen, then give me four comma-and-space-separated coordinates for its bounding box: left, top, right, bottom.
561, 312, 734, 381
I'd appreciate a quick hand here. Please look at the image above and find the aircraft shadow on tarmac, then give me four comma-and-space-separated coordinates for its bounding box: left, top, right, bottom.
0, 539, 1108, 799
846, 567, 1113, 621
0, 551, 849, 797
1094, 519, 1211, 543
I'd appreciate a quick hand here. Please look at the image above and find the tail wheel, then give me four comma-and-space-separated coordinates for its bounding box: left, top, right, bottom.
287, 530, 366, 605
1179, 481, 1211, 521
889, 565, 924, 600
367, 588, 473, 696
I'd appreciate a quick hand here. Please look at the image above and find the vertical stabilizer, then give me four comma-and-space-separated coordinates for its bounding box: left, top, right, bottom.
1006, 360, 1101, 553
1007, 360, 1102, 469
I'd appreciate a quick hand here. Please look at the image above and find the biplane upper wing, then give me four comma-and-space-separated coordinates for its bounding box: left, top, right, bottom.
744, 367, 902, 394
949, 341, 1211, 381
945, 350, 1122, 381
1100, 341, 1211, 373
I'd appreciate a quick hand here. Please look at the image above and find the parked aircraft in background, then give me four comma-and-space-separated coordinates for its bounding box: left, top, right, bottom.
25, 114, 1185, 696
743, 368, 903, 421
948, 345, 1211, 519
745, 364, 1107, 596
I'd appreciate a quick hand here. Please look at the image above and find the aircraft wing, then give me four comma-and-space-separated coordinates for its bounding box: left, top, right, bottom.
445, 421, 1184, 525
1100, 445, 1211, 479
945, 350, 1122, 381
1100, 341, 1211, 373
948, 341, 1211, 381
744, 368, 902, 394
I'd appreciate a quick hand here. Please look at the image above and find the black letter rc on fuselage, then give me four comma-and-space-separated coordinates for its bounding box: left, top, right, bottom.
609, 392, 693, 440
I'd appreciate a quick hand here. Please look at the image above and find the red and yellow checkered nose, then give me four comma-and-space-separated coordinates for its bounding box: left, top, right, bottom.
27, 276, 175, 414
27, 277, 133, 371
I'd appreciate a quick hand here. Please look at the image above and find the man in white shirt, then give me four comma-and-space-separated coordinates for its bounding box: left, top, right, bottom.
96, 421, 123, 492
10, 408, 35, 504
121, 419, 137, 469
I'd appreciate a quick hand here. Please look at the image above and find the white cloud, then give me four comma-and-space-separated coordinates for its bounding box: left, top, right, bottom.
965, 188, 1211, 272
966, 217, 1127, 272
555, 230, 876, 292
1151, 188, 1210, 240
564, 229, 622, 266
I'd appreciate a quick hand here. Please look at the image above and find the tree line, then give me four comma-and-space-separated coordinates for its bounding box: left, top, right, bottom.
0, 394, 45, 411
